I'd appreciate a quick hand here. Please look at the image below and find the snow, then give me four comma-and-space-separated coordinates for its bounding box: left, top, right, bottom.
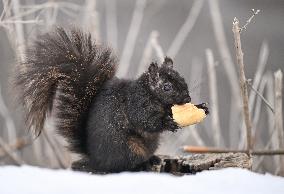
0, 166, 284, 194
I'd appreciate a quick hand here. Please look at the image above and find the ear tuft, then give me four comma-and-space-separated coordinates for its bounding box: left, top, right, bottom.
148, 62, 159, 84
148, 62, 159, 74
162, 57, 173, 68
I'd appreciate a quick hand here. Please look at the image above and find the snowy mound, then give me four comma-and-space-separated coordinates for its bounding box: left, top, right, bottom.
0, 165, 284, 194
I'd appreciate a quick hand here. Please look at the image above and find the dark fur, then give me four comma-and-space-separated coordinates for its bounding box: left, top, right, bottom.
15, 27, 193, 172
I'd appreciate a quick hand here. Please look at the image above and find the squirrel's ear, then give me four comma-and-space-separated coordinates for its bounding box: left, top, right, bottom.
148, 62, 159, 83
148, 62, 159, 74
162, 57, 173, 69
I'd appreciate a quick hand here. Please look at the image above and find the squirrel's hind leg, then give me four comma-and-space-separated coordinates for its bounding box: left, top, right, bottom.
71, 158, 93, 173
71, 158, 109, 174
131, 155, 162, 172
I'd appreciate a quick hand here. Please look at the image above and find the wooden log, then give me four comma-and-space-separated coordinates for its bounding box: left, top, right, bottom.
141, 153, 252, 175
72, 153, 252, 175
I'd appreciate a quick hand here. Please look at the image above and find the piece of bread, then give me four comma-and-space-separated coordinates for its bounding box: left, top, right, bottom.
171, 103, 206, 127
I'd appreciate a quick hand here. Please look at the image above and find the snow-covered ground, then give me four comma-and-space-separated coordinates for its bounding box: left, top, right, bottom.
0, 165, 284, 194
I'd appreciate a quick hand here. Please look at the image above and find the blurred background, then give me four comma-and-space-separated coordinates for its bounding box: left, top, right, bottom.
0, 0, 283, 175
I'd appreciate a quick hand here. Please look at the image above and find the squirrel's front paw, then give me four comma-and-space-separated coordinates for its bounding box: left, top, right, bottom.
164, 115, 179, 132
195, 103, 209, 115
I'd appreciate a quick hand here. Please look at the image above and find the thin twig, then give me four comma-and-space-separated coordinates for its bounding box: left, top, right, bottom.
45, 2, 59, 27
0, 136, 31, 158
232, 18, 253, 152
247, 80, 274, 113
82, 0, 100, 41
167, 0, 204, 58
105, 0, 118, 51
0, 19, 42, 24
137, 30, 165, 76
151, 33, 164, 63
0, 136, 24, 165
11, 0, 26, 62
5, 1, 80, 22
0, 85, 17, 145
5, 4, 44, 21
240, 9, 260, 33
187, 58, 205, 146
20, 2, 81, 11
251, 77, 267, 146
206, 49, 223, 147
249, 41, 269, 107
0, 0, 12, 21
42, 131, 68, 168
117, 0, 146, 77
137, 31, 157, 76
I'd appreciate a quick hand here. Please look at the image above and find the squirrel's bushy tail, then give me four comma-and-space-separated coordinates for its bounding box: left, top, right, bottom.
15, 27, 117, 154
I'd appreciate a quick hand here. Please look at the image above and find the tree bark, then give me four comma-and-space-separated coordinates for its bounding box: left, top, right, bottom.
141, 153, 252, 175
72, 153, 252, 175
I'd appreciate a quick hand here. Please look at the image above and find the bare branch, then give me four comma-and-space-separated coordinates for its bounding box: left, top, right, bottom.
187, 58, 205, 146
206, 49, 223, 147
0, 85, 17, 144
105, 0, 118, 51
232, 18, 253, 152
0, 19, 42, 24
151, 33, 164, 63
44, 3, 59, 27
20, 2, 81, 11
274, 70, 284, 175
0, 137, 31, 158
137, 31, 156, 75
137, 30, 165, 76
42, 131, 69, 168
0, 0, 12, 21
82, 0, 100, 41
5, 1, 80, 22
249, 41, 269, 107
167, 0, 204, 58
11, 0, 26, 62
0, 137, 24, 165
208, 0, 240, 104
117, 0, 147, 77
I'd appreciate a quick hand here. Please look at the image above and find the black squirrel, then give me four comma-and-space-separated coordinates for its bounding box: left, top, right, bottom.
15, 27, 208, 172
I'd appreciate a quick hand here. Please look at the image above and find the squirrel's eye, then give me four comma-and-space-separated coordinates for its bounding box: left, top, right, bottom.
163, 82, 172, 91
